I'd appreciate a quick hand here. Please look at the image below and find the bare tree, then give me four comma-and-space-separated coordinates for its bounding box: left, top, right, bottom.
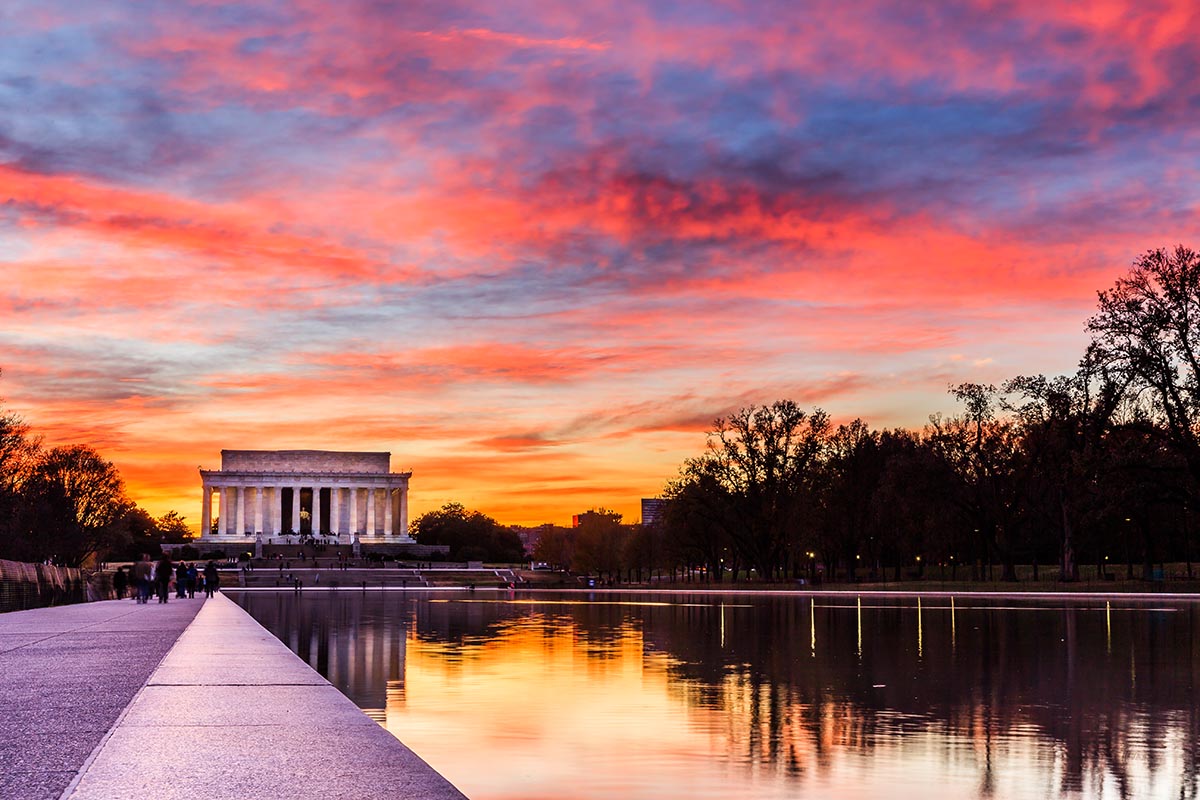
693, 400, 829, 580
1002, 355, 1127, 581
1088, 246, 1200, 481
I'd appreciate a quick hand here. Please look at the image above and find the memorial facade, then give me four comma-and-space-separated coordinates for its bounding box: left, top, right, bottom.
199, 450, 413, 544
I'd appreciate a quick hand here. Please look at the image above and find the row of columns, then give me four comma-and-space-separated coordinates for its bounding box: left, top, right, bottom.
201, 484, 408, 540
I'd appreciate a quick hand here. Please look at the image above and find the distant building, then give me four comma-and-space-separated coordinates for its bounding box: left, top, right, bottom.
511, 523, 556, 555
641, 498, 666, 526
572, 509, 622, 528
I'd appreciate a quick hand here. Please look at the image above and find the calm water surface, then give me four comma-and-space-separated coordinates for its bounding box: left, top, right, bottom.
235, 591, 1200, 799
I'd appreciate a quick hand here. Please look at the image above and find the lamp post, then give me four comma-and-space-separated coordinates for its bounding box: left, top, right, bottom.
1185, 502, 1192, 580
973, 529, 980, 581
1125, 517, 1133, 581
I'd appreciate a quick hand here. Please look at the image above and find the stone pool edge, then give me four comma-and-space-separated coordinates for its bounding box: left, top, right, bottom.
61, 592, 467, 800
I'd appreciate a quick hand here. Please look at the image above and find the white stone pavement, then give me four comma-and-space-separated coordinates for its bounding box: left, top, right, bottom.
63, 593, 467, 800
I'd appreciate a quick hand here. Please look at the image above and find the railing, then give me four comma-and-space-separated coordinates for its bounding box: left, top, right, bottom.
0, 559, 87, 613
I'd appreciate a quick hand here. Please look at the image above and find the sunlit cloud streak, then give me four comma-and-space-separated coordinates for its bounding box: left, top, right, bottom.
1, 0, 1197, 526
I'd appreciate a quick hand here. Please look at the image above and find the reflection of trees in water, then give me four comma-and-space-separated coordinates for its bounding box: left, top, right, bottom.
413, 599, 641, 663
638, 598, 1200, 796
238, 592, 1200, 797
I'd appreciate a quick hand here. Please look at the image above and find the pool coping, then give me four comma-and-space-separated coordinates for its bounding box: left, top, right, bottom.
61, 592, 467, 800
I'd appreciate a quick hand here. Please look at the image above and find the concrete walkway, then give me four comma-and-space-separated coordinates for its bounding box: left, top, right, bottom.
63, 593, 467, 799
0, 597, 204, 799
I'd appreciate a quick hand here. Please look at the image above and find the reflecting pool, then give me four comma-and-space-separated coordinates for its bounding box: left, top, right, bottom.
235, 591, 1200, 799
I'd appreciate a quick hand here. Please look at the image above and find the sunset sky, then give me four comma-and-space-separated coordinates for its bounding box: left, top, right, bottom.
2, 1, 1198, 528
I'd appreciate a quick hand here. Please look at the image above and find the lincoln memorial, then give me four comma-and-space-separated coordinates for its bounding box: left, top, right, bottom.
199, 450, 413, 544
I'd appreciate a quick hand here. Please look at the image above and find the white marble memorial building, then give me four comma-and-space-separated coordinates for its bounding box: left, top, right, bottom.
199, 450, 413, 544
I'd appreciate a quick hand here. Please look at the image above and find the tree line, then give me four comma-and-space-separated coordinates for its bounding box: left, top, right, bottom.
520, 246, 1200, 584
652, 245, 1200, 583
0, 382, 191, 566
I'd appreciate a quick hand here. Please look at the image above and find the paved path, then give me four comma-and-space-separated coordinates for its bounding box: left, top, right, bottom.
0, 597, 204, 799
63, 592, 467, 799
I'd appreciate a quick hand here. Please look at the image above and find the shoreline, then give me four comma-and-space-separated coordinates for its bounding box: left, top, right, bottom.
222, 585, 1200, 600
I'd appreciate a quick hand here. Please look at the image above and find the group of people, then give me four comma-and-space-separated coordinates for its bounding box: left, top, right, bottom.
111, 555, 221, 604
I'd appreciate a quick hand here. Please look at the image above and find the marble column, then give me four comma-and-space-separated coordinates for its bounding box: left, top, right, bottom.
254, 486, 264, 535
350, 488, 359, 536
201, 484, 212, 539
366, 487, 376, 538
235, 486, 246, 538
218, 486, 227, 537
291, 486, 301, 536
227, 487, 239, 537
383, 487, 393, 538
331, 488, 341, 538
273, 486, 283, 537
398, 487, 408, 539
313, 486, 323, 537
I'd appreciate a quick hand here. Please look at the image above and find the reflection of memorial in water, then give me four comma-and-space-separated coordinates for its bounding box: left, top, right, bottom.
242, 592, 412, 721
236, 592, 1200, 800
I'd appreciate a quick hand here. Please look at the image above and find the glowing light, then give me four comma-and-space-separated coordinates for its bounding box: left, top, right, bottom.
856, 596, 862, 659
810, 598, 816, 657
917, 596, 923, 659
950, 595, 956, 653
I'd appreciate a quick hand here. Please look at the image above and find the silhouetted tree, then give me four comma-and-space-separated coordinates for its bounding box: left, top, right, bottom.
926, 384, 1025, 581
1003, 358, 1127, 580
156, 510, 192, 539
1088, 246, 1200, 486
13, 445, 133, 566
662, 467, 736, 582
819, 419, 885, 581
572, 509, 627, 580
691, 401, 830, 580
622, 524, 661, 583
532, 526, 574, 569
411, 502, 524, 562
117, 506, 163, 560
866, 429, 953, 579
0, 401, 38, 555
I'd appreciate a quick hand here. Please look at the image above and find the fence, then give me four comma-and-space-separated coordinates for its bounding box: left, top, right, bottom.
0, 559, 88, 613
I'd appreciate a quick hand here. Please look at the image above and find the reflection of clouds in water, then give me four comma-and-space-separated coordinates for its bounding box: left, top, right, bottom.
237, 591, 1200, 800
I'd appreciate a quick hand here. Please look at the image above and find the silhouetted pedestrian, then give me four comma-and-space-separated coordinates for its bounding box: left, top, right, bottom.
203, 561, 219, 597
175, 561, 188, 598
186, 563, 198, 598
156, 555, 173, 603
112, 567, 127, 599
134, 554, 153, 603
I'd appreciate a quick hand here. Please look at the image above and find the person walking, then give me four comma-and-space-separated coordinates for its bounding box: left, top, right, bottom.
175, 561, 188, 599
155, 555, 173, 604
112, 566, 127, 599
133, 554, 153, 604
203, 561, 219, 597
186, 563, 198, 598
